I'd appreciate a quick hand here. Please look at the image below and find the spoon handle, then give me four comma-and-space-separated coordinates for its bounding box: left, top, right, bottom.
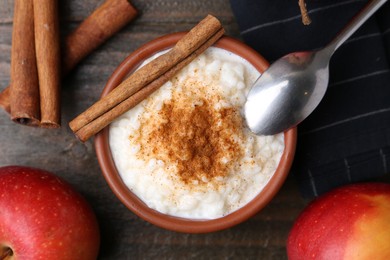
326, 0, 387, 54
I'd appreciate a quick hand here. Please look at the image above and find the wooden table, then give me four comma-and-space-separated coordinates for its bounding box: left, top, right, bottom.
0, 1, 308, 258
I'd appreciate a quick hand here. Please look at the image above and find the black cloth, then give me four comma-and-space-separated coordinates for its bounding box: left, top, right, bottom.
230, 0, 390, 197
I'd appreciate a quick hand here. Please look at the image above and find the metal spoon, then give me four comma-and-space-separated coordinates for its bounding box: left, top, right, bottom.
245, 0, 387, 135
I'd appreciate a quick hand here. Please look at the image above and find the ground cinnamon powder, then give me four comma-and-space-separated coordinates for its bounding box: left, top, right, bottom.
135, 81, 245, 186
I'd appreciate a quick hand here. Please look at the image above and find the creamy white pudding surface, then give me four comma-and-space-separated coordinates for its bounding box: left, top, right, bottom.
109, 47, 285, 219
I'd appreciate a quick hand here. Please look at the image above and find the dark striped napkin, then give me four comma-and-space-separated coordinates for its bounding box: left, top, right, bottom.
230, 0, 390, 197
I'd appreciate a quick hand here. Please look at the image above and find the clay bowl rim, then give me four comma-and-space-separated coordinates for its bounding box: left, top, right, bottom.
95, 32, 297, 233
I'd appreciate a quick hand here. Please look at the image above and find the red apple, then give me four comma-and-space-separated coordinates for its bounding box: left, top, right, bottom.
287, 182, 390, 260
0, 166, 100, 260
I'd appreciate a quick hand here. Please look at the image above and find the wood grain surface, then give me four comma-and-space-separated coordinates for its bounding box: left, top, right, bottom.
0, 0, 308, 259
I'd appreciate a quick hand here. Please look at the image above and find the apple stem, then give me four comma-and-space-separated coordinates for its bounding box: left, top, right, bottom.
0, 247, 13, 260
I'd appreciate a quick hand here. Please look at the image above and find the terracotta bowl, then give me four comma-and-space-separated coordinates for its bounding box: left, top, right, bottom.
95, 32, 297, 233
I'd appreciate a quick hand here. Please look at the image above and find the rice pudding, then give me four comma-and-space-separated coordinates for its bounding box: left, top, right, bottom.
109, 47, 285, 219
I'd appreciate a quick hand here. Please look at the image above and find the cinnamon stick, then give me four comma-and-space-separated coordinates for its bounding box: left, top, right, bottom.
0, 78, 12, 114
75, 29, 225, 142
0, 87, 10, 113
33, 0, 61, 128
10, 0, 40, 126
62, 0, 138, 74
69, 15, 224, 142
0, 0, 138, 122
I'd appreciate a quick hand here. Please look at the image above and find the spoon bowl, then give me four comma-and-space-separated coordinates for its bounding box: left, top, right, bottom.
245, 0, 387, 135
245, 50, 330, 135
